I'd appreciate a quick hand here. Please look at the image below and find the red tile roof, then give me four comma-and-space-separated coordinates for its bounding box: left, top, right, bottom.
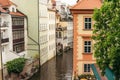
0, 6, 7, 13
71, 0, 102, 10
0, 0, 17, 7
0, 0, 10, 6
10, 12, 25, 17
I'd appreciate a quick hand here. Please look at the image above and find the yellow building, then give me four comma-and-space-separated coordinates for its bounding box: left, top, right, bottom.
70, 0, 102, 76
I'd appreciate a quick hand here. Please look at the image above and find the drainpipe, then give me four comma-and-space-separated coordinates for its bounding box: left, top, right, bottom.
37, 0, 41, 76
25, 8, 40, 75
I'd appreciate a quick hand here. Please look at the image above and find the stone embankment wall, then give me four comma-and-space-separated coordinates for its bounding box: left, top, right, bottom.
2, 59, 39, 80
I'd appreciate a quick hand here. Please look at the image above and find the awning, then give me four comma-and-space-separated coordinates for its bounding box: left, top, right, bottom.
105, 68, 114, 80
91, 64, 101, 80
91, 64, 115, 80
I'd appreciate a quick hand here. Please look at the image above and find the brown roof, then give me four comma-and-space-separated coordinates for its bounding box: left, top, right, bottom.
0, 6, 7, 13
0, 0, 17, 7
10, 12, 25, 17
71, 0, 102, 10
0, 0, 10, 6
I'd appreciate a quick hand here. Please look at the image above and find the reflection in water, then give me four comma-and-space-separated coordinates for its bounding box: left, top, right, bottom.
29, 49, 73, 80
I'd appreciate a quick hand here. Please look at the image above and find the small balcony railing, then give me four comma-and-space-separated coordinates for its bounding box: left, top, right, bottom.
1, 38, 9, 43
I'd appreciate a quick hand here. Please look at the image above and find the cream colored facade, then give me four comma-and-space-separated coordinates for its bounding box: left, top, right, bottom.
71, 0, 102, 76
12, 0, 56, 65
48, 10, 56, 60
76, 14, 96, 75
48, 0, 56, 60
0, 2, 28, 64
12, 0, 39, 59
56, 22, 67, 50
39, 0, 49, 65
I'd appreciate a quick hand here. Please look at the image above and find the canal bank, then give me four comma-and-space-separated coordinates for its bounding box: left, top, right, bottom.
29, 49, 73, 80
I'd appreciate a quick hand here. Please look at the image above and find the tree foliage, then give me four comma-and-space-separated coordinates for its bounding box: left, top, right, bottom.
93, 0, 120, 80
6, 58, 26, 75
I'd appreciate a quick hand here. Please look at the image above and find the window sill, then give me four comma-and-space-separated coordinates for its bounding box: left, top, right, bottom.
82, 53, 93, 55
83, 29, 93, 31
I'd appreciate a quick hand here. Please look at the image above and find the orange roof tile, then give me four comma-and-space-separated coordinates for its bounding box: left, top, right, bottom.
10, 12, 25, 17
0, 0, 10, 6
0, 6, 7, 13
0, 0, 17, 7
9, 1, 17, 6
71, 0, 102, 10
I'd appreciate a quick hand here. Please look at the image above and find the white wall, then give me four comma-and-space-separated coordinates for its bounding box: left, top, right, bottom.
48, 10, 56, 60
39, 0, 49, 65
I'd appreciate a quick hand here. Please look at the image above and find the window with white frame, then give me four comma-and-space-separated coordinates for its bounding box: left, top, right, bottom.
84, 64, 90, 72
40, 24, 47, 31
84, 18, 92, 29
84, 41, 91, 53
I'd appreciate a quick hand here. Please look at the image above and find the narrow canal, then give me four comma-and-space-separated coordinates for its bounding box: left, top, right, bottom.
29, 49, 73, 80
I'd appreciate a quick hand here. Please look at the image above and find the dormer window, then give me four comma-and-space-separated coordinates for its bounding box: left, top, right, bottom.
12, 8, 15, 12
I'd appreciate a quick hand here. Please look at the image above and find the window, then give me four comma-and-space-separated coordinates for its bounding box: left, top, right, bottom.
13, 43, 24, 53
13, 30, 24, 40
84, 18, 92, 29
12, 17, 24, 25
12, 8, 15, 12
84, 64, 90, 72
84, 41, 91, 53
59, 32, 61, 38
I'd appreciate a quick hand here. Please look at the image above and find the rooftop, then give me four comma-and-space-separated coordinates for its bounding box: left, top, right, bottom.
0, 0, 10, 6
71, 0, 102, 10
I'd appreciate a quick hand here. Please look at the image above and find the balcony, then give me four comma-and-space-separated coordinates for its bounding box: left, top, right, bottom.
1, 38, 9, 43
0, 21, 9, 30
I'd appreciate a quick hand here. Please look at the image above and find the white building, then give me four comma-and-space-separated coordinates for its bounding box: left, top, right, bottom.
67, 7, 73, 49
0, 0, 27, 66
39, 0, 49, 65
67, 21, 73, 48
55, 1, 73, 53
48, 0, 56, 60
12, 0, 56, 66
39, 0, 56, 65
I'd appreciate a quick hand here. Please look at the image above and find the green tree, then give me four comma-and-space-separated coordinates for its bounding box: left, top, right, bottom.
93, 0, 120, 80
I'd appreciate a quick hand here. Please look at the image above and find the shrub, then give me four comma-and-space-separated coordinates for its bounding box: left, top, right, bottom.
6, 58, 27, 74
78, 74, 96, 80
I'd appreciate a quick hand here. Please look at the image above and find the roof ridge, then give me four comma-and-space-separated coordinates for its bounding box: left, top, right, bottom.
71, 0, 82, 9
70, 0, 102, 10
